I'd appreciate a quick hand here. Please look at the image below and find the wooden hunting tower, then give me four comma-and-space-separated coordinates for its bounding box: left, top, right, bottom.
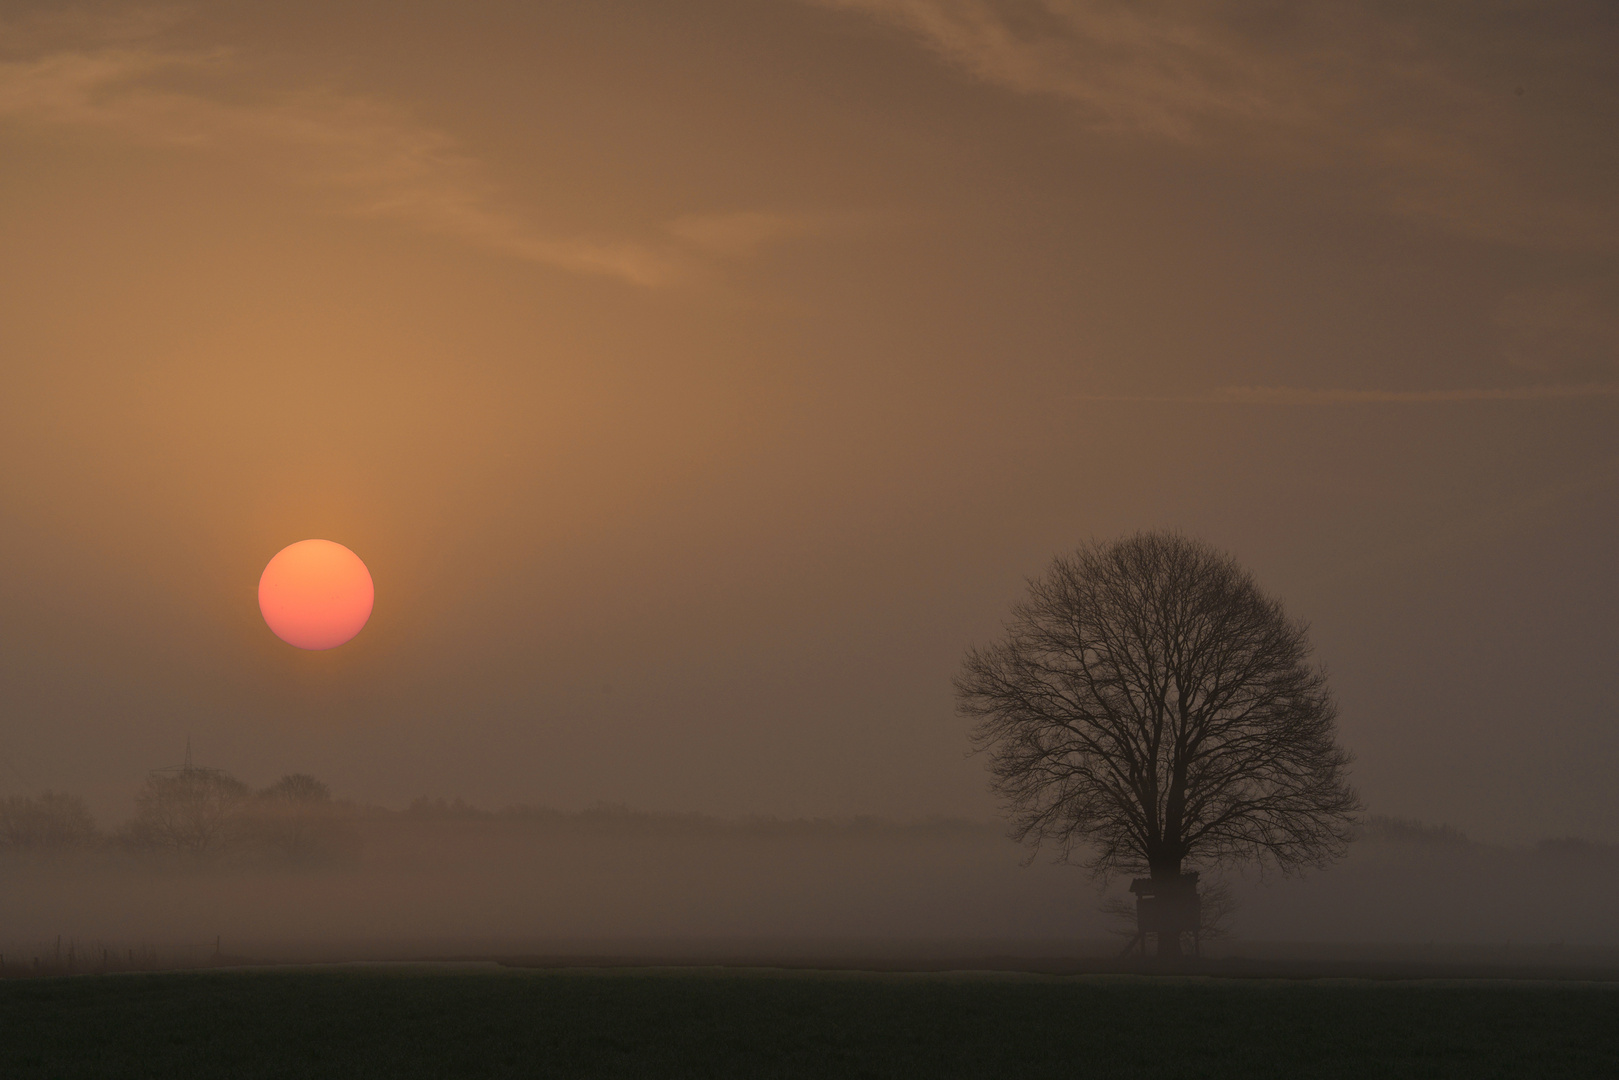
1122, 872, 1202, 957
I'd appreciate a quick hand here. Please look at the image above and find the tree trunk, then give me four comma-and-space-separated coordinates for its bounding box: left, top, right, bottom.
1148, 854, 1186, 960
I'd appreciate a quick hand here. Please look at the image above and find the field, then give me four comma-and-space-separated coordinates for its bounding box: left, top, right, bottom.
2, 966, 1617, 1079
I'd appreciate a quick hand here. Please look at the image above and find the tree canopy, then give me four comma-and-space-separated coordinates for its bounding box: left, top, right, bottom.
957, 532, 1359, 882
129, 765, 250, 856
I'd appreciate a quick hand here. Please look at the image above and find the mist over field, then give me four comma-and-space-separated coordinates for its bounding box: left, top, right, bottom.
6, 781, 1618, 967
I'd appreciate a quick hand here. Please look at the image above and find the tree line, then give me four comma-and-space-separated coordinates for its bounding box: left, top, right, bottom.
0, 767, 354, 863
0, 778, 1002, 862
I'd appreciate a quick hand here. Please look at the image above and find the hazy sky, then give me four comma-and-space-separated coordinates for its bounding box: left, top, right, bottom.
2, 0, 1616, 843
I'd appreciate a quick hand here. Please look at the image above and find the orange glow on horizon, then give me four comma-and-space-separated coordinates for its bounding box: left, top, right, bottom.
258, 540, 374, 650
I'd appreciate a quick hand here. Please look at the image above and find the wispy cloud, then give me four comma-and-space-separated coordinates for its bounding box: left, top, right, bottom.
666, 211, 834, 259
1077, 384, 1619, 405
0, 17, 834, 287
817, 0, 1311, 140
813, 0, 1619, 252
1210, 384, 1619, 404
0, 41, 680, 285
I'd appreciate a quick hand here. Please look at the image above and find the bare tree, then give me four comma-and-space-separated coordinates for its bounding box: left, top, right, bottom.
261, 773, 332, 804
252, 773, 351, 862
957, 532, 1359, 957
0, 792, 97, 849
129, 762, 250, 857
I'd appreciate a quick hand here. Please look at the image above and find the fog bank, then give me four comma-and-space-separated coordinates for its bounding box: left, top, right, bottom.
5, 808, 1617, 969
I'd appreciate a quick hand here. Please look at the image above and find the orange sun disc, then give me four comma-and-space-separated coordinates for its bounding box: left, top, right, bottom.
258, 539, 374, 650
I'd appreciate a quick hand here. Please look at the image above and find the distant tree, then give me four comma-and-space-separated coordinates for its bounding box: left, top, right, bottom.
405, 796, 489, 819
253, 773, 349, 862
1359, 815, 1469, 847
0, 791, 97, 849
261, 774, 332, 803
128, 764, 250, 857
957, 532, 1360, 958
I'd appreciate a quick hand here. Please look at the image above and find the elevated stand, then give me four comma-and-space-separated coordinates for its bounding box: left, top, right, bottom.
1125, 872, 1202, 959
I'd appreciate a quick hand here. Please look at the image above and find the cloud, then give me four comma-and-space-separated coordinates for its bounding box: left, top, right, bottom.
665, 211, 832, 259
0, 38, 684, 285
812, 0, 1619, 251
1077, 383, 1619, 404
0, 15, 834, 287
1209, 384, 1619, 404
816, 0, 1312, 140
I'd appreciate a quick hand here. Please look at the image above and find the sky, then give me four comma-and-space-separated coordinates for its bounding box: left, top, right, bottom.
1, 0, 1616, 844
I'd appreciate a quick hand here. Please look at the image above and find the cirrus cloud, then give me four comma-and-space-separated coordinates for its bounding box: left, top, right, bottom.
812, 0, 1619, 252
0, 11, 842, 287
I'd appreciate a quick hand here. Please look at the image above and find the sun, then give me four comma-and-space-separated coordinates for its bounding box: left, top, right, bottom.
258, 539, 374, 650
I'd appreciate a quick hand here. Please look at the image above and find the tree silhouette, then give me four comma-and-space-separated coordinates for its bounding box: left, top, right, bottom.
957, 532, 1359, 957
130, 759, 249, 857
0, 792, 97, 849
254, 773, 349, 862
261, 773, 332, 803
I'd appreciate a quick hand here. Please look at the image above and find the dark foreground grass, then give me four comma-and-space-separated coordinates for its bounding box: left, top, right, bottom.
2, 967, 1616, 1079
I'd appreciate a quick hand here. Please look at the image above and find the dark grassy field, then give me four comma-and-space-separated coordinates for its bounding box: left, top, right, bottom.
2, 967, 1616, 1079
